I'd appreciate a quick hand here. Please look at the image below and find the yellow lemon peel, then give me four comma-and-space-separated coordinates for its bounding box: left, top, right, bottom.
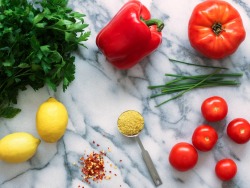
36, 97, 68, 143
0, 132, 40, 163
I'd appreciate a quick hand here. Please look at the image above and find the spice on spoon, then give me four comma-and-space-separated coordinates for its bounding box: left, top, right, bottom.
117, 110, 144, 136
117, 110, 162, 186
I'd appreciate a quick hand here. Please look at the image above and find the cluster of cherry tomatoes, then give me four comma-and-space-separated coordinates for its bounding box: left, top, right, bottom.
169, 96, 250, 181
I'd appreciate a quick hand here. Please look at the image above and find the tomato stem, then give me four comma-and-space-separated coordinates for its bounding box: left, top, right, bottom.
212, 22, 224, 36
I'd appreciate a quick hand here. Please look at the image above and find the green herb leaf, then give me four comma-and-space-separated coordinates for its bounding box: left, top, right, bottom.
0, 0, 90, 119
0, 106, 21, 118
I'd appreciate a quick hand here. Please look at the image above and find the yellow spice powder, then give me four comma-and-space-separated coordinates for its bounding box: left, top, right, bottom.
117, 110, 144, 136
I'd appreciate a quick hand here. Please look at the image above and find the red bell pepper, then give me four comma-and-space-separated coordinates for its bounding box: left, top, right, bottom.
96, 0, 164, 70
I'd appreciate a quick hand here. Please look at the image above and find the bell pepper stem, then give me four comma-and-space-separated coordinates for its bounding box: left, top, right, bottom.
143, 18, 164, 32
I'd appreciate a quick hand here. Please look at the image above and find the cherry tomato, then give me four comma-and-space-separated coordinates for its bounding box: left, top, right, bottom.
169, 142, 198, 172
201, 96, 228, 122
227, 118, 250, 144
215, 159, 237, 181
192, 125, 218, 152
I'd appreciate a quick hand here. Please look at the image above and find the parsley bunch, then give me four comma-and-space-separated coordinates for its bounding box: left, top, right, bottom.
0, 0, 90, 118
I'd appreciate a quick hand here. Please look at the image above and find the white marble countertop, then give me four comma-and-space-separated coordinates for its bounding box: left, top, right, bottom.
1, 0, 250, 188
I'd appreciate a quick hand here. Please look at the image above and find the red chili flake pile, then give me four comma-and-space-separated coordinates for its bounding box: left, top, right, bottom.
80, 150, 106, 184
79, 142, 123, 185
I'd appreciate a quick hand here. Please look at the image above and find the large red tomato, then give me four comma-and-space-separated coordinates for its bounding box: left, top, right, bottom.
169, 142, 198, 172
227, 118, 250, 144
215, 159, 237, 181
188, 0, 246, 59
201, 96, 228, 122
192, 125, 218, 152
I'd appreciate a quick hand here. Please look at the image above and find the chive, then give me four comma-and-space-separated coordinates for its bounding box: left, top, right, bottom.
165, 73, 242, 79
148, 69, 242, 107
154, 70, 220, 107
148, 58, 243, 107
169, 58, 228, 69
161, 81, 239, 94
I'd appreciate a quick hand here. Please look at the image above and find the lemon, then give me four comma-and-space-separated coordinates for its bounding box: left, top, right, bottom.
0, 132, 40, 163
36, 97, 68, 143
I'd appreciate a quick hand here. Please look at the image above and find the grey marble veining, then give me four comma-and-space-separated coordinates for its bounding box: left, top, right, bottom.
1, 0, 250, 188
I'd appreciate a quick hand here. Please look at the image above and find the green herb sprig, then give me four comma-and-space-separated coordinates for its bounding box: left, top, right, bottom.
148, 59, 243, 107
168, 58, 228, 69
0, 0, 91, 118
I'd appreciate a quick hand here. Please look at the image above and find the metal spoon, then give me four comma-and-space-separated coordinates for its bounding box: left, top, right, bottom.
117, 110, 162, 186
